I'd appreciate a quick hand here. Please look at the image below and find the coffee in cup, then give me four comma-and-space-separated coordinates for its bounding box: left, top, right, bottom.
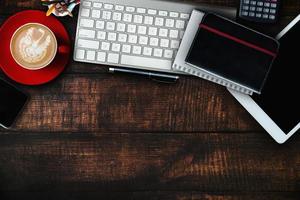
10, 23, 57, 70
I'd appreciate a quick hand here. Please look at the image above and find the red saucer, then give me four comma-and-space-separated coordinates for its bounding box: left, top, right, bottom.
0, 10, 71, 85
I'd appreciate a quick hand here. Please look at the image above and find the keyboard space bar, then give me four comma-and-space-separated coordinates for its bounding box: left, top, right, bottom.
121, 55, 172, 70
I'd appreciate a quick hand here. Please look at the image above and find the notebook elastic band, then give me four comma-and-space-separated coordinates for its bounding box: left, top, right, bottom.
199, 24, 277, 58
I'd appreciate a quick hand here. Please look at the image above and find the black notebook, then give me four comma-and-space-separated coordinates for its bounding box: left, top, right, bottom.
186, 13, 279, 94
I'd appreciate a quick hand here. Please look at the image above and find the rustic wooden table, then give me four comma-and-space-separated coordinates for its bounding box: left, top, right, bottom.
0, 0, 299, 199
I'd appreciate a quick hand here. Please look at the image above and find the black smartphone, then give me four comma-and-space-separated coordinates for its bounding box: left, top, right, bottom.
0, 79, 29, 129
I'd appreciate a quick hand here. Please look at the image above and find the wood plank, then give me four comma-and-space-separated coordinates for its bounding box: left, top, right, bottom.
0, 132, 299, 191
1, 191, 300, 200
0, 74, 261, 133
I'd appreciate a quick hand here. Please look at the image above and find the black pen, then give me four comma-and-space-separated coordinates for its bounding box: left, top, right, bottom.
109, 67, 179, 83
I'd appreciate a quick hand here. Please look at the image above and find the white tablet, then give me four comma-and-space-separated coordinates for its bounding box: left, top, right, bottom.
228, 15, 300, 144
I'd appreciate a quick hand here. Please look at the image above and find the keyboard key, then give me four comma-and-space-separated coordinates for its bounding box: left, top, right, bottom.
148, 9, 157, 15
164, 49, 173, 59
143, 47, 152, 56
116, 23, 126, 32
155, 17, 164, 26
92, 10, 101, 18
101, 42, 110, 51
93, 2, 102, 8
121, 55, 172, 70
139, 36, 148, 45
138, 26, 147, 34
149, 37, 159, 46
134, 15, 143, 23
159, 11, 168, 16
137, 8, 146, 13
104, 4, 113, 9
123, 13, 132, 22
81, 8, 90, 17
86, 50, 96, 60
270, 9, 276, 14
264, 2, 270, 7
122, 44, 131, 53
106, 22, 115, 30
132, 46, 142, 54
113, 12, 122, 21
82, 1, 91, 7
153, 48, 163, 57
180, 13, 189, 19
97, 52, 106, 62
127, 24, 136, 33
107, 32, 117, 41
144, 16, 153, 25
128, 35, 138, 43
148, 27, 157, 36
102, 11, 111, 19
78, 29, 95, 39
96, 20, 105, 29
80, 19, 94, 28
169, 30, 178, 38
76, 49, 85, 59
175, 20, 185, 29
159, 28, 168, 37
107, 53, 119, 63
118, 34, 127, 42
160, 39, 169, 47
115, 5, 124, 11
256, 7, 263, 12
269, 15, 275, 20
170, 12, 179, 18
97, 31, 106, 40
126, 6, 135, 12
170, 40, 179, 48
179, 31, 185, 39
78, 39, 99, 49
112, 43, 121, 52
165, 19, 175, 27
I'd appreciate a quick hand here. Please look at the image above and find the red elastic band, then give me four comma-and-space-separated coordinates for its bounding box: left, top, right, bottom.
199, 24, 277, 58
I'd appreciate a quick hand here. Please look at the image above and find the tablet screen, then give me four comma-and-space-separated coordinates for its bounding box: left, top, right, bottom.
253, 18, 300, 133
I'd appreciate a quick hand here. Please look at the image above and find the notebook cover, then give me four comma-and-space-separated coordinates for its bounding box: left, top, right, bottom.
185, 13, 279, 94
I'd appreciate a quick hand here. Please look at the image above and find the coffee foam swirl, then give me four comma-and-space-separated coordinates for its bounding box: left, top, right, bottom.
18, 27, 51, 64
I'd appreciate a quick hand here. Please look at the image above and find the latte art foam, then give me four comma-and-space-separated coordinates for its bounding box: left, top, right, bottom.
10, 23, 57, 70
19, 28, 51, 63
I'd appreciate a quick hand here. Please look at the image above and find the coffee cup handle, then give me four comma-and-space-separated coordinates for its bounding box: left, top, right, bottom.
58, 45, 70, 54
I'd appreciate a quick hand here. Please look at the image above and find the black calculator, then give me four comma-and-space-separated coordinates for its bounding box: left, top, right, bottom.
238, 0, 280, 23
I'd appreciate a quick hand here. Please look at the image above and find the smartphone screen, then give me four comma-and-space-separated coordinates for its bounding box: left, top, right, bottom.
253, 18, 300, 133
0, 79, 28, 128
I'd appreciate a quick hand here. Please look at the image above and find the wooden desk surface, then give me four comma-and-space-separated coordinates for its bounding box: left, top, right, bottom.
0, 0, 299, 199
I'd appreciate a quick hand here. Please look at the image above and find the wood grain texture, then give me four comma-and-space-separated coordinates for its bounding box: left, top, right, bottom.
0, 132, 299, 192
0, 0, 300, 199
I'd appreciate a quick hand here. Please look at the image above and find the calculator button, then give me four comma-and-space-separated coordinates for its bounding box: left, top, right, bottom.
244, 0, 250, 4
250, 6, 256, 11
269, 15, 276, 20
264, 2, 270, 7
263, 14, 269, 19
249, 12, 255, 17
256, 7, 263, 12
243, 5, 249, 10
250, 1, 256, 5
271, 3, 277, 8
242, 11, 249, 16
256, 13, 262, 18
257, 1, 263, 6
270, 9, 276, 14
263, 8, 270, 13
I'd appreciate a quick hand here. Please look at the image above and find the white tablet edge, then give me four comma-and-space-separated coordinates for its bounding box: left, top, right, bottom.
228, 14, 300, 144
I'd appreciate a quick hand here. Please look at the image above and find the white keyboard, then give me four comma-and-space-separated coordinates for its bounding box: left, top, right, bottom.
74, 0, 233, 73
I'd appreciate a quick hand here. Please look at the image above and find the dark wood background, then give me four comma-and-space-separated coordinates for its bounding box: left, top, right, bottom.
0, 0, 300, 199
